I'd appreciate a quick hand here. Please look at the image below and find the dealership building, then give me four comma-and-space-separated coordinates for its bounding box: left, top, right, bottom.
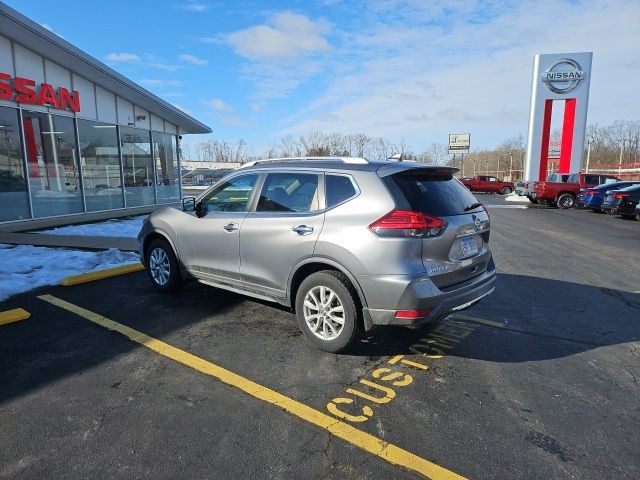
0, 2, 211, 230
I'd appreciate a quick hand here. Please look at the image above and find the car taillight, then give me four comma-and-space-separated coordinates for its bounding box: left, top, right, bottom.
614, 193, 630, 199
369, 209, 447, 238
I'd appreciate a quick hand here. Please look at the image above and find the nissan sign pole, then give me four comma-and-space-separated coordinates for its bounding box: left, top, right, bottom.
524, 52, 592, 181
449, 133, 470, 176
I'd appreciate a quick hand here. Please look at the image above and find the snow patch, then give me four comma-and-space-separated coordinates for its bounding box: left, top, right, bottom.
0, 245, 140, 302
505, 194, 531, 203
36, 215, 147, 238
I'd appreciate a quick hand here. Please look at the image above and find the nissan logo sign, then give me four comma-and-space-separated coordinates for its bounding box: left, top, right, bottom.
541, 58, 585, 94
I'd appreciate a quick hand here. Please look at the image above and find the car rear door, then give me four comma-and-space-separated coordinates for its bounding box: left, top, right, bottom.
381, 169, 491, 288
239, 170, 324, 300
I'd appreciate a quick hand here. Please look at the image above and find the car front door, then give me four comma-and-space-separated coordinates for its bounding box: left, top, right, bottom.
239, 171, 324, 300
177, 172, 260, 288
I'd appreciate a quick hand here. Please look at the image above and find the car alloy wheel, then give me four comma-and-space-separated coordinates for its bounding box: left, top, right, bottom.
149, 247, 171, 286
303, 286, 345, 340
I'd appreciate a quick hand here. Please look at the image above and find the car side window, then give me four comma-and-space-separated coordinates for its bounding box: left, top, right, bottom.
257, 172, 320, 213
199, 173, 259, 213
489, 177, 498, 182
585, 175, 600, 184
326, 175, 357, 207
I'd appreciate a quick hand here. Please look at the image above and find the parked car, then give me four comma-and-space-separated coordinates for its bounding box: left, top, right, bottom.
460, 175, 514, 194
138, 157, 496, 352
526, 173, 570, 204
575, 181, 639, 211
602, 184, 640, 218
514, 181, 528, 196
531, 172, 619, 209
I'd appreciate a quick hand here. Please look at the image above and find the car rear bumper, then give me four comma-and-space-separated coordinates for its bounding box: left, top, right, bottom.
362, 257, 497, 327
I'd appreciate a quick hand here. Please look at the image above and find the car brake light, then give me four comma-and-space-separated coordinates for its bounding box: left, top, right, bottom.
614, 193, 630, 199
369, 209, 447, 238
395, 307, 432, 319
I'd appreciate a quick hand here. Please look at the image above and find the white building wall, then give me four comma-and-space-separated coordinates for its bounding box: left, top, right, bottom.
0, 35, 14, 76
95, 86, 117, 124
72, 73, 97, 120
0, 37, 180, 132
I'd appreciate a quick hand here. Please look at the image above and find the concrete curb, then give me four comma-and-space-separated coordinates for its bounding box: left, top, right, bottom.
0, 308, 31, 325
60, 263, 145, 286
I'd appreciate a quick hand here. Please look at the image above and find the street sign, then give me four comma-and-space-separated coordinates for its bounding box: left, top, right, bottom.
449, 133, 470, 154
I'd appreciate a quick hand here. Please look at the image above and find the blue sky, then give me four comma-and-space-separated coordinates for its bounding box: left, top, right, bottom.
6, 0, 640, 154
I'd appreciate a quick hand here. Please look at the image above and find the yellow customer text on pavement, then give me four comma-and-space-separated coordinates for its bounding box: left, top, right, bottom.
38, 294, 465, 480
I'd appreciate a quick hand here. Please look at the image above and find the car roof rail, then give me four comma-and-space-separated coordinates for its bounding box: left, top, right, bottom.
240, 156, 369, 168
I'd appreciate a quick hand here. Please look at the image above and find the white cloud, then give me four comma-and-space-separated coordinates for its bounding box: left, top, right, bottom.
174, 104, 193, 115
278, 0, 640, 150
179, 1, 210, 12
105, 52, 140, 62
40, 24, 64, 39
139, 79, 182, 88
179, 54, 208, 66
225, 12, 330, 61
205, 99, 234, 112
202, 99, 245, 125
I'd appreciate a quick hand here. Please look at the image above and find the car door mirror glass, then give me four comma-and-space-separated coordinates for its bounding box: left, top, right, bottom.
182, 196, 196, 212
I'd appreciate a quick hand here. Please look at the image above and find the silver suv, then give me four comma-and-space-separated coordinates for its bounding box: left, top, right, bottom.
138, 157, 495, 352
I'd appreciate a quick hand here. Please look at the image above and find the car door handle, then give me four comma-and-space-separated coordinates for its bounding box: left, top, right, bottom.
223, 223, 239, 232
292, 225, 314, 235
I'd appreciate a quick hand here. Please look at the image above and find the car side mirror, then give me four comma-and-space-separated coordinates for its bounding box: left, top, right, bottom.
182, 196, 196, 212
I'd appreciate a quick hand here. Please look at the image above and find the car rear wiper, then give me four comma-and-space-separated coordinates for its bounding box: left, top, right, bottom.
464, 202, 483, 211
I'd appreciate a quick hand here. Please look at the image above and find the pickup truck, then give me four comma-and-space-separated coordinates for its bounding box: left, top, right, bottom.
460, 175, 514, 194
531, 173, 620, 209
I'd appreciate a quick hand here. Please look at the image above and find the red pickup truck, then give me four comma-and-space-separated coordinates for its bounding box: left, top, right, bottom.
531, 173, 619, 209
460, 175, 514, 194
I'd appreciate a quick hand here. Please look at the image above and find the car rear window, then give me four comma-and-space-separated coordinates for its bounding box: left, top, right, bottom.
383, 171, 481, 216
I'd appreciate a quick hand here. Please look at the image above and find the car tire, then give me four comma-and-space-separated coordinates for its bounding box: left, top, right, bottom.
527, 196, 538, 204
557, 193, 575, 209
621, 214, 635, 220
145, 238, 183, 293
295, 270, 361, 353
501, 186, 513, 195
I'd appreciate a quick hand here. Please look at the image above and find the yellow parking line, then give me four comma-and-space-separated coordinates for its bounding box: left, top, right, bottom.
60, 263, 144, 286
0, 308, 31, 326
38, 294, 465, 480
451, 313, 505, 328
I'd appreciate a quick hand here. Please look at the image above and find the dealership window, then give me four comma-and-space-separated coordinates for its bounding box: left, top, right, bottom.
22, 110, 83, 217
152, 132, 179, 203
77, 119, 124, 211
120, 126, 154, 207
0, 107, 30, 221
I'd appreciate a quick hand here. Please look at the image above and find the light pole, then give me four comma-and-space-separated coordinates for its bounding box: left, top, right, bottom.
618, 139, 624, 175
509, 152, 513, 181
585, 137, 593, 173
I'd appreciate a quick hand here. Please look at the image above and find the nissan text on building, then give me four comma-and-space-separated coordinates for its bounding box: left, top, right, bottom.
0, 2, 211, 228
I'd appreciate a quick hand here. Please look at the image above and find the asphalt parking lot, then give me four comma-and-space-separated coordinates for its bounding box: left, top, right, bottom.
1, 194, 639, 480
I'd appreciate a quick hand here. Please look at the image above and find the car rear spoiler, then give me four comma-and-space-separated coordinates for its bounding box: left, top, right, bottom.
376, 163, 459, 178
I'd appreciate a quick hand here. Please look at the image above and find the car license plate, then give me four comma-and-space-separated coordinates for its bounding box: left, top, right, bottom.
460, 236, 478, 258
